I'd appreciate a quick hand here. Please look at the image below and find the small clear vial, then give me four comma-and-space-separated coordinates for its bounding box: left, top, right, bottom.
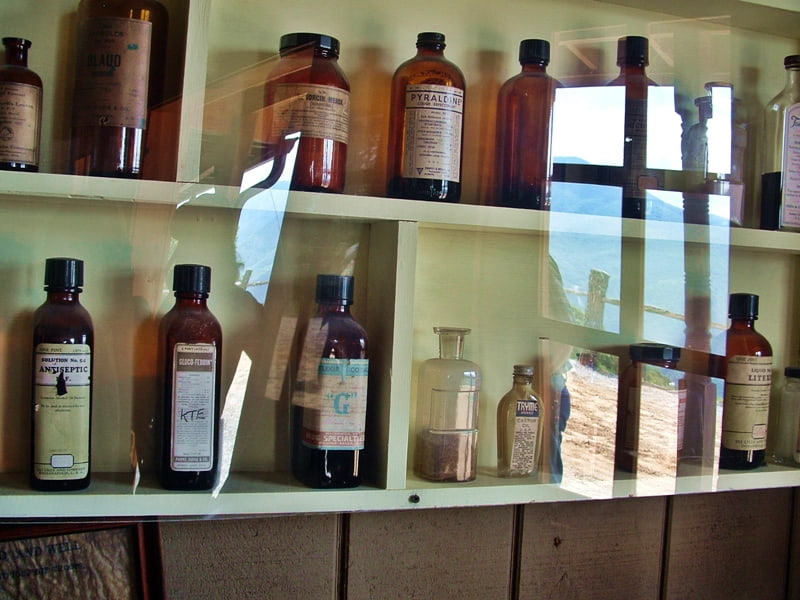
771, 367, 800, 466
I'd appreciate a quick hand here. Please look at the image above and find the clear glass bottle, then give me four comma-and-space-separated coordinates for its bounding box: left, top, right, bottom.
69, 0, 168, 178
497, 364, 542, 477
719, 293, 773, 470
0, 37, 42, 172
493, 39, 560, 210
159, 264, 222, 490
770, 367, 800, 466
292, 274, 369, 488
387, 32, 465, 203
256, 33, 350, 193
760, 55, 800, 231
414, 327, 481, 482
607, 36, 657, 219
615, 343, 682, 474
31, 258, 93, 491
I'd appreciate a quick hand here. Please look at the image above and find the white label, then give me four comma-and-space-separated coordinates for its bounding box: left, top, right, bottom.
721, 355, 772, 451
270, 83, 350, 144
170, 343, 216, 471
0, 82, 41, 165
299, 358, 368, 450
402, 84, 463, 181
510, 399, 540, 472
33, 343, 91, 480
780, 102, 800, 227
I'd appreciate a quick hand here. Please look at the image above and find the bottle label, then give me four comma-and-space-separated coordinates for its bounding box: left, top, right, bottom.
0, 82, 41, 165
299, 358, 369, 450
780, 102, 800, 228
510, 399, 540, 472
721, 355, 772, 451
72, 17, 152, 129
170, 344, 216, 471
32, 343, 91, 480
401, 84, 463, 182
267, 83, 350, 144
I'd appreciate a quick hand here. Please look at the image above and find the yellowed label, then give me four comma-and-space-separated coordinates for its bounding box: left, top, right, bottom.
72, 17, 152, 129
721, 355, 772, 451
33, 343, 91, 480
270, 83, 350, 144
0, 82, 41, 165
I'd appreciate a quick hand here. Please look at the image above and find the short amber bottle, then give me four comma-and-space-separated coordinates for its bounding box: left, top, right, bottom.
31, 258, 94, 491
258, 33, 350, 193
387, 32, 465, 202
0, 37, 42, 172
159, 264, 222, 490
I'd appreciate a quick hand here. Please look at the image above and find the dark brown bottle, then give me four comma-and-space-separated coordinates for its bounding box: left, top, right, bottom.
719, 293, 772, 470
31, 258, 93, 491
292, 275, 369, 488
0, 37, 42, 172
159, 264, 222, 490
256, 33, 350, 193
607, 36, 657, 219
493, 39, 559, 209
387, 32, 465, 202
69, 0, 168, 178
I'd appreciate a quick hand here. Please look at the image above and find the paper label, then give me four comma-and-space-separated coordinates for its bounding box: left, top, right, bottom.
780, 102, 800, 227
270, 83, 350, 144
401, 84, 463, 181
510, 399, 540, 472
721, 355, 772, 451
72, 17, 152, 129
170, 344, 216, 471
33, 344, 91, 480
0, 82, 41, 164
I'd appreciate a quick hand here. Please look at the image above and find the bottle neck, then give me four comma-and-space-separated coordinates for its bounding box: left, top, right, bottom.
730, 315, 756, 329
174, 292, 209, 306
417, 43, 445, 57
317, 302, 349, 315
46, 289, 80, 303
438, 334, 465, 360
512, 375, 534, 390
785, 66, 800, 90
4, 43, 29, 68
521, 61, 547, 73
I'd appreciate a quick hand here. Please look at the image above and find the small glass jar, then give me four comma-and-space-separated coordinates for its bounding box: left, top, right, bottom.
414, 327, 481, 482
770, 367, 800, 466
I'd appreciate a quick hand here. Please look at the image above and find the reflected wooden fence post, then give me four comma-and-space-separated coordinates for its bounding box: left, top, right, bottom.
580, 269, 610, 367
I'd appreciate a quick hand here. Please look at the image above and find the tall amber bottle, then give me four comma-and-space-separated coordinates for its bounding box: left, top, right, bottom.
387, 32, 465, 202
607, 36, 657, 219
258, 33, 350, 193
31, 258, 93, 491
69, 0, 168, 178
494, 39, 559, 210
719, 293, 773, 470
159, 264, 222, 490
0, 37, 42, 172
292, 275, 369, 488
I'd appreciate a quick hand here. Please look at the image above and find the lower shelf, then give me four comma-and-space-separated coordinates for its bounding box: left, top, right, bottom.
1, 464, 800, 520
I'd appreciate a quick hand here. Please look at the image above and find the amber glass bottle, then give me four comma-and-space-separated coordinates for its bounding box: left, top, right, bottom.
494, 39, 559, 210
69, 0, 168, 178
0, 37, 42, 172
607, 36, 657, 219
292, 275, 369, 488
257, 33, 350, 193
719, 293, 773, 470
159, 264, 222, 490
497, 364, 541, 477
31, 258, 94, 491
387, 32, 465, 202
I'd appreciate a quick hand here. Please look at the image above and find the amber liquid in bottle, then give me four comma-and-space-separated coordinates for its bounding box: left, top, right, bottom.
69, 0, 167, 178
719, 293, 772, 470
257, 33, 349, 193
292, 275, 369, 488
387, 32, 465, 202
607, 36, 657, 219
494, 39, 559, 210
159, 264, 222, 490
0, 37, 42, 172
31, 258, 94, 491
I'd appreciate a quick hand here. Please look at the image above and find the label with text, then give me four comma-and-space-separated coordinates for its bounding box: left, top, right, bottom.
170, 343, 216, 471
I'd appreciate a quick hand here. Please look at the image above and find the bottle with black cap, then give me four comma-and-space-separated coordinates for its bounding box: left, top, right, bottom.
292, 274, 369, 488
31, 257, 93, 491
159, 264, 222, 490
256, 32, 350, 193
608, 35, 658, 219
494, 38, 560, 209
387, 32, 465, 202
720, 292, 773, 470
